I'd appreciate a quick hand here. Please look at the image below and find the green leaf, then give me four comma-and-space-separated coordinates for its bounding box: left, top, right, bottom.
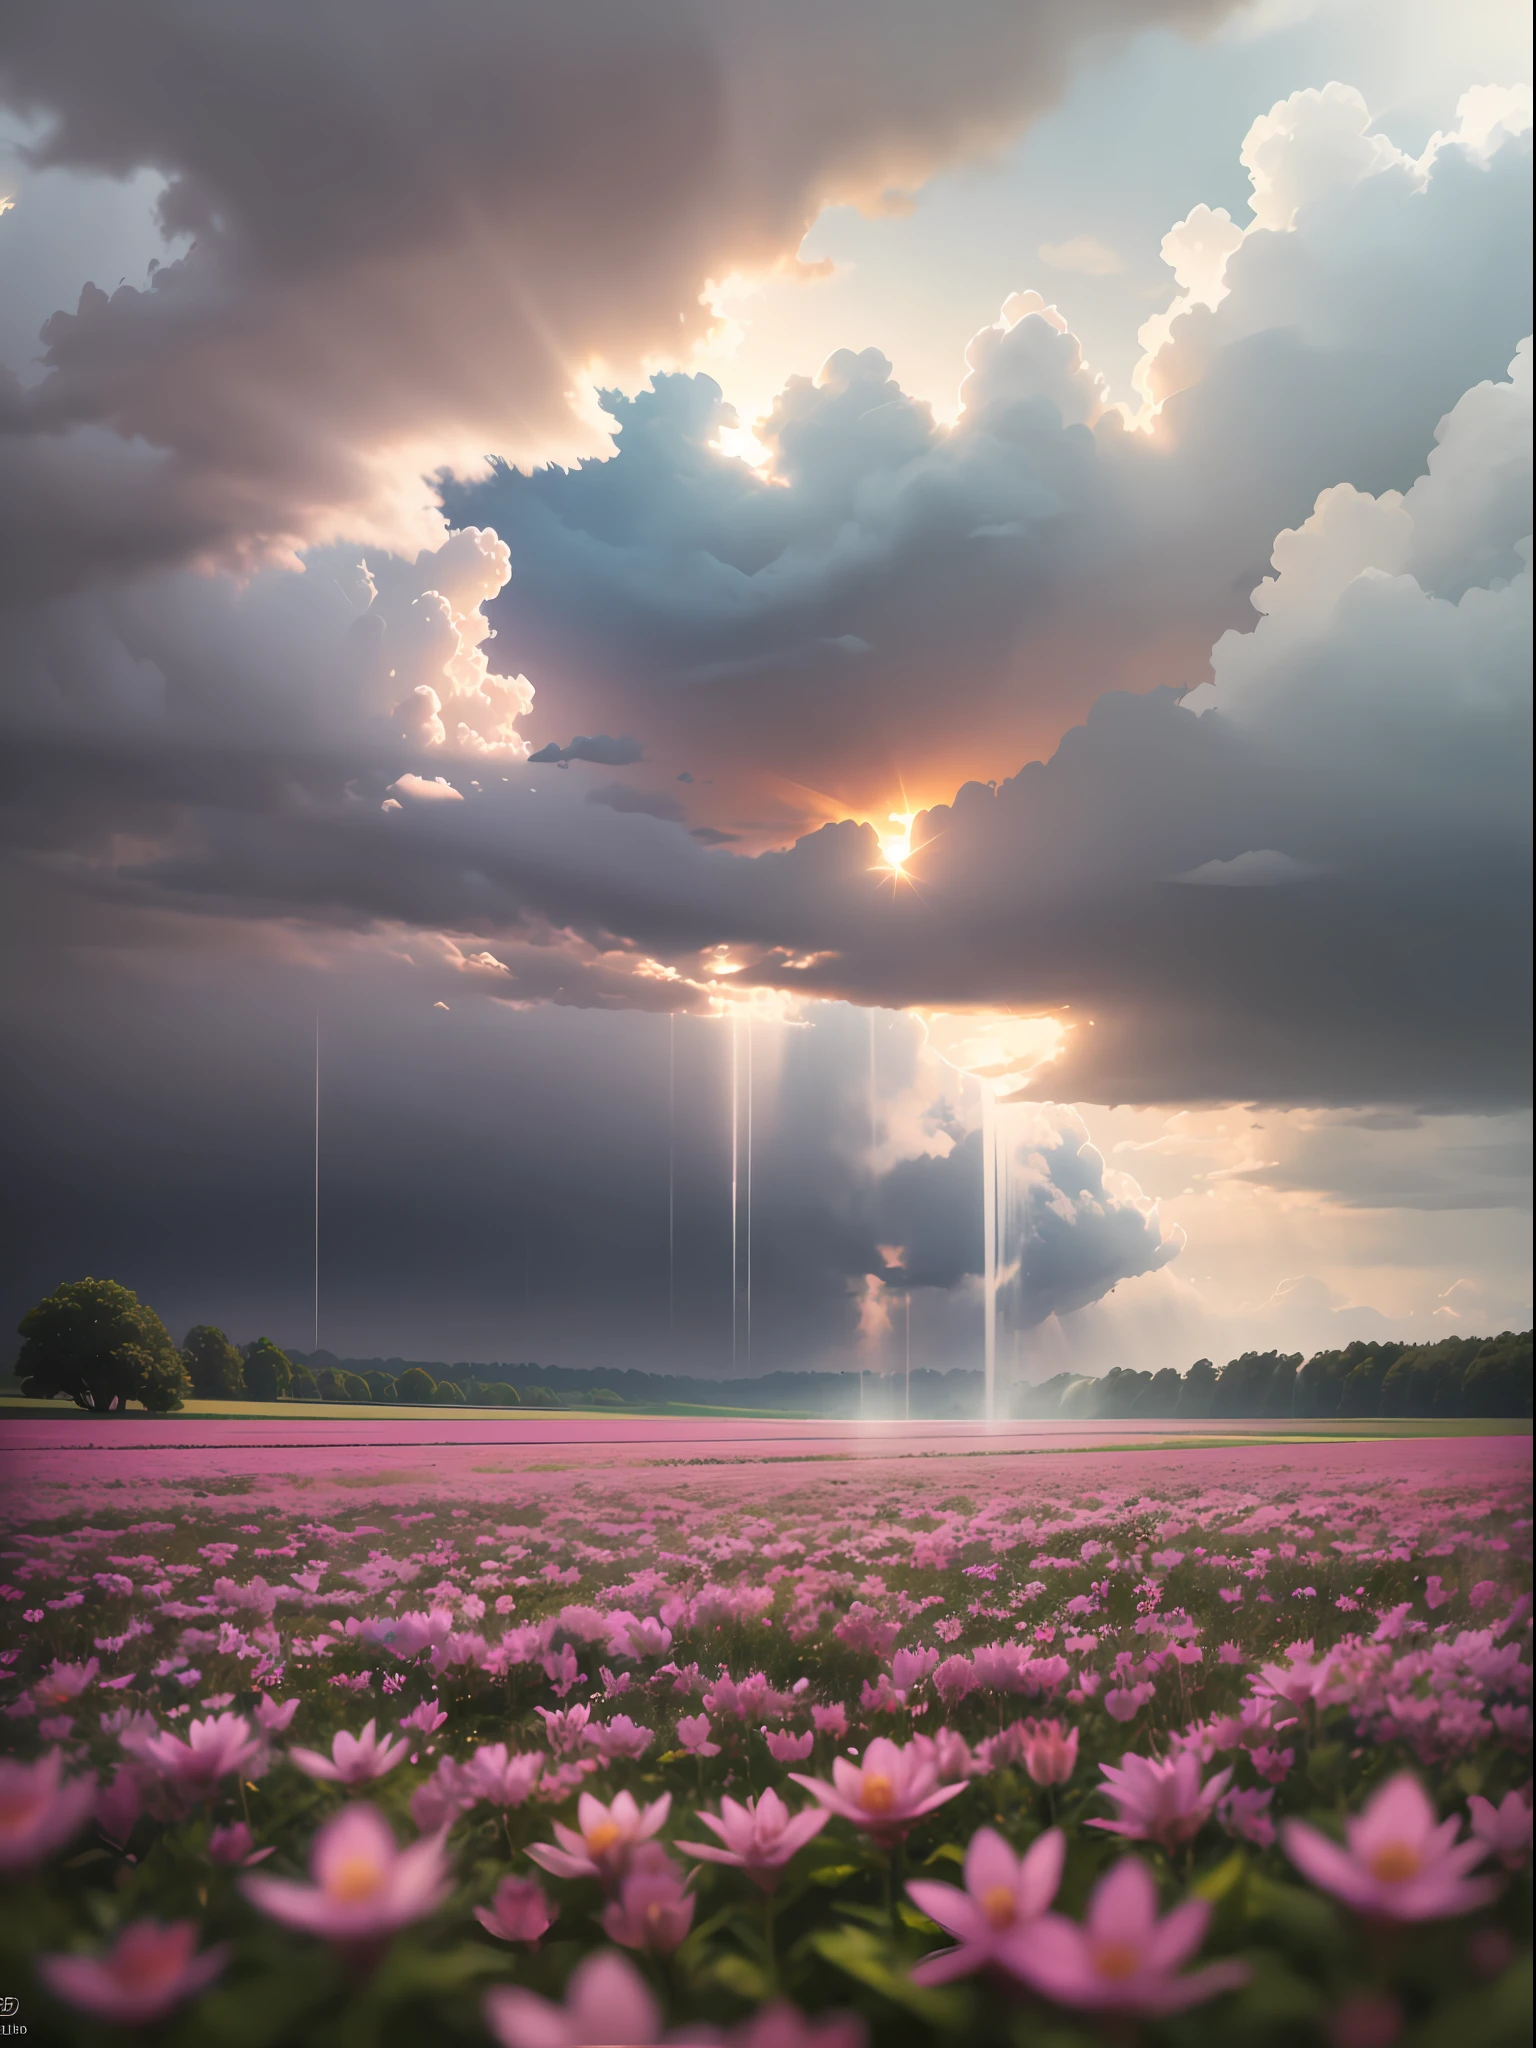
1194, 1849, 1245, 1904
811, 1925, 971, 2030
708, 1952, 772, 2001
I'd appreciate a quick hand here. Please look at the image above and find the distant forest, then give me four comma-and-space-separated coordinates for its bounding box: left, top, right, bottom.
278, 1328, 1532, 1420
1010, 1330, 1531, 1421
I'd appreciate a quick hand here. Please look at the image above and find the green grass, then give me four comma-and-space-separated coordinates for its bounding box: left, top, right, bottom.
0, 1393, 1526, 1433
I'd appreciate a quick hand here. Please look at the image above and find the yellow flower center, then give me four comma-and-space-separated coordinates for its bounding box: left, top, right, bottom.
1368, 1842, 1422, 1884
981, 1885, 1017, 1930
585, 1820, 623, 1856
328, 1855, 385, 1903
1094, 1942, 1142, 1982
860, 1773, 896, 1814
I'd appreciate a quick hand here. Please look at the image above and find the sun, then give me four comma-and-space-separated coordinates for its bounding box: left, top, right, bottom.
878, 811, 914, 873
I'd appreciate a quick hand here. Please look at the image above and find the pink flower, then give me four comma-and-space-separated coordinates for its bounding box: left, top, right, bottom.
1104, 1682, 1156, 1722
790, 1737, 967, 1845
1467, 1790, 1531, 1869
96, 1765, 143, 1851
1424, 1576, 1450, 1610
676, 1713, 720, 1758
133, 1712, 263, 1798
1089, 1752, 1232, 1852
32, 1658, 99, 1710
907, 1825, 1064, 1983
398, 1698, 447, 1736
1018, 1718, 1079, 1786
1254, 1641, 1333, 1711
601, 1848, 696, 1954
462, 1743, 544, 1807
39, 1919, 227, 2026
537, 1703, 592, 1756
254, 1695, 299, 1734
587, 1714, 654, 1761
1282, 1771, 1499, 1921
765, 1729, 814, 1763
486, 1948, 676, 2048
475, 1874, 554, 1943
243, 1802, 450, 1942
1010, 1857, 1250, 2015
677, 1786, 828, 1891
0, 1748, 96, 1874
810, 1704, 848, 1740
527, 1789, 671, 1887
209, 1821, 274, 1867
289, 1718, 410, 1787
1219, 1786, 1276, 1848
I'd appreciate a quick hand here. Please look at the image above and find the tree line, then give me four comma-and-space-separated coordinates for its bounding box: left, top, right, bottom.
9, 1276, 1531, 1418
1011, 1331, 1532, 1421
8, 1279, 619, 1413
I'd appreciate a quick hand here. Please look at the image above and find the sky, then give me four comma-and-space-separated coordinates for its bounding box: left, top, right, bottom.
0, 0, 1530, 1383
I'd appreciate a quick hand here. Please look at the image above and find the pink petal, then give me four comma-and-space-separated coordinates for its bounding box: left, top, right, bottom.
1018, 1828, 1066, 1917
906, 1880, 986, 1943
963, 1826, 1019, 1896
1087, 1857, 1158, 1951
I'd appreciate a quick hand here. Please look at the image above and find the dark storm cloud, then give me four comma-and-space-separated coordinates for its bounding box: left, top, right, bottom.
0, 0, 1236, 603
0, 903, 1166, 1371
5, 338, 1522, 1111
875, 1118, 1178, 1317
529, 736, 644, 768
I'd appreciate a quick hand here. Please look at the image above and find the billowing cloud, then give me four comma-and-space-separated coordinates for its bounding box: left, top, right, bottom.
439, 91, 1529, 825
0, 0, 1238, 603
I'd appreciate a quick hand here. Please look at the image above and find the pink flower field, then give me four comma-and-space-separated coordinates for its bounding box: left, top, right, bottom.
0, 1424, 1529, 2047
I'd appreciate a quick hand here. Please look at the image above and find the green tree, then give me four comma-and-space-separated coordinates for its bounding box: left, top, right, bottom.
244, 1338, 294, 1401
585, 1387, 625, 1407
364, 1371, 398, 1403
1138, 1367, 1183, 1416
17, 1278, 188, 1413
1175, 1358, 1217, 1417
1463, 1332, 1533, 1417
289, 1362, 320, 1400
520, 1384, 558, 1407
181, 1325, 246, 1399
397, 1366, 436, 1403
430, 1380, 466, 1404
481, 1382, 520, 1405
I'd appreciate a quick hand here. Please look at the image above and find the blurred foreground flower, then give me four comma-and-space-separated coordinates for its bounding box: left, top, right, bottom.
485, 1948, 672, 2047
129, 1712, 263, 1799
906, 1825, 1064, 1983
0, 1748, 95, 1873
243, 1802, 450, 1942
289, 1718, 410, 1787
1283, 1773, 1499, 1920
791, 1737, 966, 1845
40, 1919, 227, 2026
1011, 1857, 1249, 2015
677, 1785, 828, 1890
